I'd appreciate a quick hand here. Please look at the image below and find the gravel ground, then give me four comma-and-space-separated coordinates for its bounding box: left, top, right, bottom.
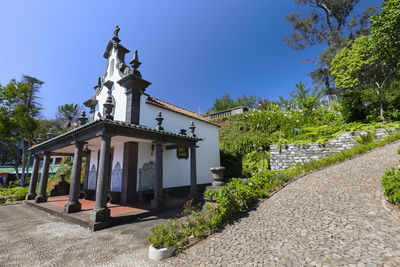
166, 141, 400, 266
1, 141, 400, 266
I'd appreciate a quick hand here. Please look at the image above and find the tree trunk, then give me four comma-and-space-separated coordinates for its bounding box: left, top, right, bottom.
14, 163, 20, 181
375, 88, 385, 123
20, 161, 27, 187
25, 139, 33, 187
19, 134, 27, 187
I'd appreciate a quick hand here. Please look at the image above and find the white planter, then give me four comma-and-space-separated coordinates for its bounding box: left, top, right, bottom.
148, 244, 176, 260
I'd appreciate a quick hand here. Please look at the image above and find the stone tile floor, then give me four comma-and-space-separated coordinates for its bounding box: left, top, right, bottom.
1, 141, 400, 266
47, 195, 150, 216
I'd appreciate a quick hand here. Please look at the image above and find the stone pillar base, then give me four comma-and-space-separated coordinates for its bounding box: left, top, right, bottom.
90, 208, 110, 222
150, 199, 165, 210
187, 191, 199, 200
212, 181, 224, 187
35, 195, 47, 203
64, 201, 82, 213
25, 193, 36, 200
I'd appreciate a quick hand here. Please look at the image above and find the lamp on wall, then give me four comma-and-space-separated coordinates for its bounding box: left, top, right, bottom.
151, 144, 155, 156
83, 145, 90, 154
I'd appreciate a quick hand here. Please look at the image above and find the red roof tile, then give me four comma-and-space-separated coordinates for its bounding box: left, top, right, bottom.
146, 96, 219, 127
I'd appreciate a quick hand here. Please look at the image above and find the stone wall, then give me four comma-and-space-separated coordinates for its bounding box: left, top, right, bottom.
270, 128, 394, 171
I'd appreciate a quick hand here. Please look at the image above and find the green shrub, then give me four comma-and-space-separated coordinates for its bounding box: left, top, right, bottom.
219, 102, 399, 180
148, 218, 188, 249
0, 186, 29, 204
355, 132, 375, 144
220, 150, 243, 180
242, 150, 269, 177
382, 145, 400, 205
340, 90, 368, 123
382, 167, 400, 204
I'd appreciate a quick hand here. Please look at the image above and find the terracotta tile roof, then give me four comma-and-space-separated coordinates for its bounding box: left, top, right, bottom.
145, 96, 219, 127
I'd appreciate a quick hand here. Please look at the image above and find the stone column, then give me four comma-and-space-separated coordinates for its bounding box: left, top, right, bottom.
188, 146, 198, 199
65, 142, 85, 213
35, 152, 51, 203
151, 143, 164, 209
26, 155, 40, 200
90, 135, 111, 222
121, 142, 138, 203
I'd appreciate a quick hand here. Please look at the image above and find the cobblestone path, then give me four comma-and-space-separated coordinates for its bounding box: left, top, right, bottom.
0, 203, 169, 267
166, 141, 400, 266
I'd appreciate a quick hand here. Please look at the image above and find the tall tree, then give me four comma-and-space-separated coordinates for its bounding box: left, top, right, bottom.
370, 0, 400, 70
236, 95, 259, 109
57, 103, 79, 128
284, 0, 376, 98
331, 35, 397, 122
206, 93, 260, 114
20, 75, 43, 183
0, 76, 42, 186
331, 0, 400, 123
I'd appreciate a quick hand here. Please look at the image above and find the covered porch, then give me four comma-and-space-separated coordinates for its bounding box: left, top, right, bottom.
24, 115, 201, 230
24, 195, 187, 231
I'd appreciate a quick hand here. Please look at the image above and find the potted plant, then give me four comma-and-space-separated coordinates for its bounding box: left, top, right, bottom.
148, 219, 185, 260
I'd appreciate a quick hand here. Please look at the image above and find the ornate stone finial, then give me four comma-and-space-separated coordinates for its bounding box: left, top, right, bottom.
189, 121, 196, 137
47, 128, 54, 140
37, 134, 43, 144
129, 50, 142, 70
93, 77, 102, 94
78, 110, 88, 126
156, 112, 164, 131
180, 129, 187, 135
103, 90, 115, 120
113, 25, 120, 39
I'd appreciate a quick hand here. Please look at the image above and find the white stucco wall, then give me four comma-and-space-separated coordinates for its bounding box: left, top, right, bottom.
94, 48, 127, 121
139, 94, 220, 188
88, 42, 220, 191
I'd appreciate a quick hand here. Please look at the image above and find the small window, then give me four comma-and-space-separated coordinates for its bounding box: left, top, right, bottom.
177, 147, 188, 159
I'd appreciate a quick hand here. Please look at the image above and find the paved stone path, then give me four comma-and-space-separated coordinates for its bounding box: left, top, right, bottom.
167, 141, 400, 266
0, 203, 171, 267
1, 142, 400, 266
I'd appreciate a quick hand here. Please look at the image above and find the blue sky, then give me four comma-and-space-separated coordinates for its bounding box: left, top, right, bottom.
0, 0, 381, 118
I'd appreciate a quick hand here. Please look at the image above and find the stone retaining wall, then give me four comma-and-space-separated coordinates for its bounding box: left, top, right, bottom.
270, 128, 394, 171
